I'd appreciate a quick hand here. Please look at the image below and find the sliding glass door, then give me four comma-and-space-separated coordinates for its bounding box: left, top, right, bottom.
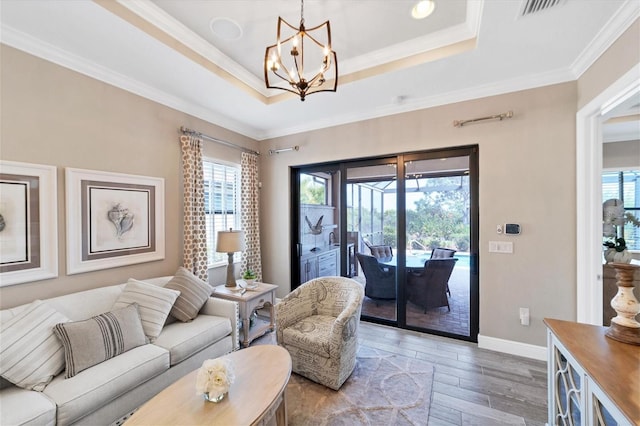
344, 159, 398, 323
291, 146, 479, 342
402, 151, 477, 339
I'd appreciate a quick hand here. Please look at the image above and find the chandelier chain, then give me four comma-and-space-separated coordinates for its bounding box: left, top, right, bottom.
300, 0, 305, 25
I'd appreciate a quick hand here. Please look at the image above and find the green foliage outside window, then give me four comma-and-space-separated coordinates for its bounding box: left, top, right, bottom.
300, 173, 327, 205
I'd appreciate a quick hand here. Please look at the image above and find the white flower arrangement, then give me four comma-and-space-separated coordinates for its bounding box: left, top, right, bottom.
195, 358, 235, 398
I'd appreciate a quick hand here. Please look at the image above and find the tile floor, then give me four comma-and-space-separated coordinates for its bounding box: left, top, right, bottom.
256, 321, 548, 425
357, 322, 548, 425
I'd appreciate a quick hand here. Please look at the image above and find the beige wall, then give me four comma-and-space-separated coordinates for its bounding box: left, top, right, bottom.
0, 45, 259, 309
260, 82, 578, 346
578, 19, 640, 109
603, 140, 640, 169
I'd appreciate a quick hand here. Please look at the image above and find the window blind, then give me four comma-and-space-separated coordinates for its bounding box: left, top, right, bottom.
203, 160, 241, 265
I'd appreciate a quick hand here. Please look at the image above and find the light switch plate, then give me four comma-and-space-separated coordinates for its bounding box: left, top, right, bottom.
489, 241, 513, 253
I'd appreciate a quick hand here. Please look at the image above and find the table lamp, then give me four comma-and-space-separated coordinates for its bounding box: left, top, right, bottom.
216, 228, 245, 287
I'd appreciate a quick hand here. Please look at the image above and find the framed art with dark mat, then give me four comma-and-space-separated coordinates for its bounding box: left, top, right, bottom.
0, 161, 58, 286
66, 168, 165, 275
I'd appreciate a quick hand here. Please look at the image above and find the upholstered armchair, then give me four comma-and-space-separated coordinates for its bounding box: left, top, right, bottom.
275, 277, 364, 390
406, 258, 457, 313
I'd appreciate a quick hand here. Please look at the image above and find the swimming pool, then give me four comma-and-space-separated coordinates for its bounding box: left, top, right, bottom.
406, 251, 471, 268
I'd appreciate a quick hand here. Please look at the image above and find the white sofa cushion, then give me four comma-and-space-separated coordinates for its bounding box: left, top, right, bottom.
112, 279, 180, 342
0, 300, 70, 391
153, 314, 232, 365
43, 344, 169, 425
0, 385, 56, 426
53, 303, 147, 378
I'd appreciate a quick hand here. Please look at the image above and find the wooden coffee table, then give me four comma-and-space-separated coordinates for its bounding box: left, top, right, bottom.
125, 345, 292, 426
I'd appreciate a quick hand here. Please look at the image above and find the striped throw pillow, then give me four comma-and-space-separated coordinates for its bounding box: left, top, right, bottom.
0, 300, 70, 391
112, 279, 180, 342
53, 303, 147, 378
165, 267, 213, 322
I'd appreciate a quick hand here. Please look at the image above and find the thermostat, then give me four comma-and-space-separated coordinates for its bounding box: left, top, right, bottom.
505, 223, 521, 235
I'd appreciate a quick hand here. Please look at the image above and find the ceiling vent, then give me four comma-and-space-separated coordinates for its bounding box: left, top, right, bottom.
520, 0, 567, 17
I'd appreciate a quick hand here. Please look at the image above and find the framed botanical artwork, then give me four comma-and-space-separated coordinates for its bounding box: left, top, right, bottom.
0, 161, 58, 286
66, 168, 165, 275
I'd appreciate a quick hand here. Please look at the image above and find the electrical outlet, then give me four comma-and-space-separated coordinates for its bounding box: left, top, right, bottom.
519, 308, 530, 326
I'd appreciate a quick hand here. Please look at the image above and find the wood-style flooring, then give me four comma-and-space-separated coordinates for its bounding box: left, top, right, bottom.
255, 321, 548, 425
357, 322, 548, 425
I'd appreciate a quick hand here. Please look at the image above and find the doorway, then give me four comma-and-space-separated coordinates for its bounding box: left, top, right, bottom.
291, 146, 479, 342
576, 64, 640, 324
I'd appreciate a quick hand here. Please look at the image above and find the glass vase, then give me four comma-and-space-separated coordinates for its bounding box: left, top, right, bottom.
203, 391, 227, 403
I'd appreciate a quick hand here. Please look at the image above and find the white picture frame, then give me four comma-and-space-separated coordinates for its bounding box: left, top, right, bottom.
0, 161, 58, 286
66, 168, 165, 275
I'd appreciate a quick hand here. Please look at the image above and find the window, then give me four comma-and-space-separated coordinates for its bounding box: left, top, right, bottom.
203, 159, 241, 266
602, 170, 640, 250
300, 173, 328, 205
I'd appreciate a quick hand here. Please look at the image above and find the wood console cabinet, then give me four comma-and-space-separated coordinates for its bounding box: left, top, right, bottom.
544, 318, 639, 426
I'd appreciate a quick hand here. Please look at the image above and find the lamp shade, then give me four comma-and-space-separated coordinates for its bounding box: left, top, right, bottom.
216, 229, 246, 253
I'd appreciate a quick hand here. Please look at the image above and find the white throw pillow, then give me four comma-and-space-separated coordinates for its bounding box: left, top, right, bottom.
112, 279, 180, 342
0, 300, 70, 391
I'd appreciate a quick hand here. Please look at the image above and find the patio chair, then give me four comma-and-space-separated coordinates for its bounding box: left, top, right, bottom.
430, 247, 457, 259
406, 258, 458, 313
430, 247, 457, 295
356, 252, 396, 301
363, 239, 394, 261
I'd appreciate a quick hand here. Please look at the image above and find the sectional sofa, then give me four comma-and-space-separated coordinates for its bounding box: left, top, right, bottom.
0, 272, 239, 426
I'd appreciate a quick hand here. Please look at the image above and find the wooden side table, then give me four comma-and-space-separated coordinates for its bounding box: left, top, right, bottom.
212, 282, 278, 348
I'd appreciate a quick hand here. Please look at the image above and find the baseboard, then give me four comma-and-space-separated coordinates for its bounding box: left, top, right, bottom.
477, 334, 547, 361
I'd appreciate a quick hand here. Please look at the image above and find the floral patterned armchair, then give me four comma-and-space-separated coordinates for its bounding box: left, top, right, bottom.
275, 277, 364, 390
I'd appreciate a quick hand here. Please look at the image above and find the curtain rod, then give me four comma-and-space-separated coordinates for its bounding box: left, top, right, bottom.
180, 126, 260, 155
453, 111, 514, 127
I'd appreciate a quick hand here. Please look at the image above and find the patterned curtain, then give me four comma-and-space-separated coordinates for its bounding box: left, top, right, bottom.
180, 135, 208, 281
240, 152, 262, 280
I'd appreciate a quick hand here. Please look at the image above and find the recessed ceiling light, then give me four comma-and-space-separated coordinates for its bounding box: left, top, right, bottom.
210, 17, 243, 41
412, 0, 435, 19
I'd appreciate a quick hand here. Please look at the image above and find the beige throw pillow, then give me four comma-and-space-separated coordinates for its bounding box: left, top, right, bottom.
0, 300, 70, 391
112, 279, 180, 341
164, 267, 213, 322
53, 303, 147, 378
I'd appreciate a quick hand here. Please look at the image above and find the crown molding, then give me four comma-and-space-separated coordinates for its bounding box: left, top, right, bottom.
571, 0, 640, 79
113, 0, 485, 99
0, 26, 263, 140
340, 1, 481, 77
2, 0, 629, 143
257, 67, 575, 140
114, 0, 268, 96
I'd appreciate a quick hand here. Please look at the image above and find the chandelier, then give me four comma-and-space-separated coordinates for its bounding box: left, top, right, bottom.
264, 0, 338, 101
